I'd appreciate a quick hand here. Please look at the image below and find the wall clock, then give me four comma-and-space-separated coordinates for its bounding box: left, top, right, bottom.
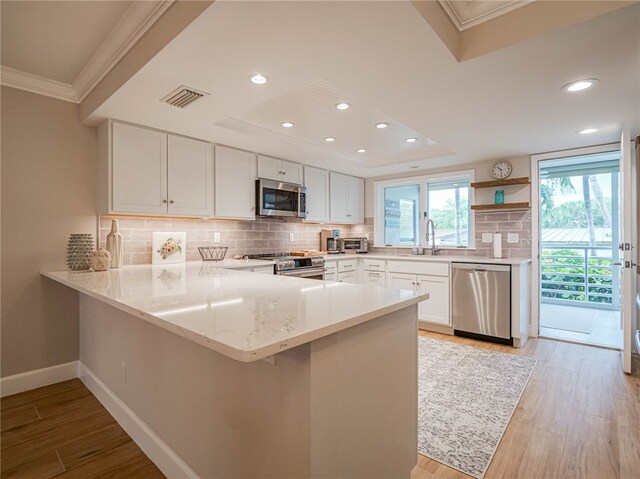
491, 160, 512, 179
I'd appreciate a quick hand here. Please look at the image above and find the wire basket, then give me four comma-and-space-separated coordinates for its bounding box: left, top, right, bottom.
198, 246, 228, 262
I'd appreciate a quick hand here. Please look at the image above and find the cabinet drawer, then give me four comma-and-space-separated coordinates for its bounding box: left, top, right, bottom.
363, 259, 385, 272
387, 260, 449, 277
325, 262, 337, 273
338, 260, 358, 272
364, 271, 385, 287
324, 271, 338, 282
338, 271, 358, 283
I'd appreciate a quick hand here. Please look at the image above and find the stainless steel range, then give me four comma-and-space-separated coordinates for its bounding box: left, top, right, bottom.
246, 253, 326, 280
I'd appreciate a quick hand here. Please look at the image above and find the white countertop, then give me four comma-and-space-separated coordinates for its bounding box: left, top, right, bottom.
323, 253, 532, 265
42, 263, 426, 362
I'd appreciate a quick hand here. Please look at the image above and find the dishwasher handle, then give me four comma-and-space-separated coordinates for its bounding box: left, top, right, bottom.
451, 262, 511, 273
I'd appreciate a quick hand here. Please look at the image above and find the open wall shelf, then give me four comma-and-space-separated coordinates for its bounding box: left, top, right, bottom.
470, 202, 530, 211
470, 177, 530, 188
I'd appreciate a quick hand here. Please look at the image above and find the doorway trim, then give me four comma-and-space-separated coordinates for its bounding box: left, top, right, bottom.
530, 143, 620, 339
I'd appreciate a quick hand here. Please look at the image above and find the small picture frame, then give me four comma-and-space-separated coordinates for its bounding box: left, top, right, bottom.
152, 232, 186, 265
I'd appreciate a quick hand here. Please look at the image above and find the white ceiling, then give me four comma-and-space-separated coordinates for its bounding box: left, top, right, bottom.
84, 1, 639, 178
438, 0, 534, 31
1, 1, 132, 84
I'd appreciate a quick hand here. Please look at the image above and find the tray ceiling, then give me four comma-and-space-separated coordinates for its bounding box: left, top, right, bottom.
439, 0, 534, 31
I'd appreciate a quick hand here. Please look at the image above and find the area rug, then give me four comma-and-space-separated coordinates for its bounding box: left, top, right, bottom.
418, 337, 537, 478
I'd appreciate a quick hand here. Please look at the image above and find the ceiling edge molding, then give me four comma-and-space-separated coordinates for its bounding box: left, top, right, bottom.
439, 0, 535, 31
0, 66, 78, 103
73, 0, 174, 102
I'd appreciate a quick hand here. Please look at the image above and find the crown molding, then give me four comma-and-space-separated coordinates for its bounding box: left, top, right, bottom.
439, 0, 534, 31
73, 0, 174, 102
0, 0, 173, 104
0, 66, 77, 102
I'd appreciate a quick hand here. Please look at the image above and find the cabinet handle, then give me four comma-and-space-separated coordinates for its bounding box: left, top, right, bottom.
162, 199, 167, 204
283, 171, 287, 175
411, 282, 415, 285
169, 200, 174, 204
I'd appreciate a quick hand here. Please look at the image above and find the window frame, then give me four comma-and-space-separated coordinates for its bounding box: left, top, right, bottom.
374, 170, 476, 249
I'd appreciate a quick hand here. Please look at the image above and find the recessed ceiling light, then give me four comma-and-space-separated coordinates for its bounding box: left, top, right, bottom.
281, 122, 294, 128
375, 122, 389, 129
578, 128, 598, 135
562, 78, 599, 92
356, 148, 366, 153
249, 73, 269, 85
335, 102, 350, 110
410, 166, 419, 169
405, 137, 417, 143
324, 137, 336, 142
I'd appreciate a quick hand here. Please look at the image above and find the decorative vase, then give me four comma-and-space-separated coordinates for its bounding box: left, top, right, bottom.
495, 190, 505, 205
106, 219, 123, 268
67, 234, 94, 270
91, 248, 112, 271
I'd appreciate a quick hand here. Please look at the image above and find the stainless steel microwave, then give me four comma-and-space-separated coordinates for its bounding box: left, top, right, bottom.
256, 179, 307, 218
339, 237, 368, 253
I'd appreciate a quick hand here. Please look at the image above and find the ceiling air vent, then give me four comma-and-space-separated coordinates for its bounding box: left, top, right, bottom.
161, 86, 209, 109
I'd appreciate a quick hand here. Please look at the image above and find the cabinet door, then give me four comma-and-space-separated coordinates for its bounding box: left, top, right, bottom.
304, 166, 330, 222
324, 271, 338, 282
364, 271, 385, 287
167, 135, 213, 217
329, 172, 349, 223
416, 274, 451, 326
112, 122, 167, 214
347, 175, 365, 224
280, 160, 303, 185
338, 271, 358, 284
257, 155, 281, 182
386, 272, 416, 291
214, 146, 256, 220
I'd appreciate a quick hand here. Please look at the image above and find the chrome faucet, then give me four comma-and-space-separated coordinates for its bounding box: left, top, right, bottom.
426, 219, 439, 256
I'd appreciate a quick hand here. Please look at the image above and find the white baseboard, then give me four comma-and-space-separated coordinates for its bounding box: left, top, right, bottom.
78, 362, 198, 479
0, 361, 79, 397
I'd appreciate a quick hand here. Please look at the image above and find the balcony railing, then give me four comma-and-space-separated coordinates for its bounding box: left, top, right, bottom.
541, 245, 620, 310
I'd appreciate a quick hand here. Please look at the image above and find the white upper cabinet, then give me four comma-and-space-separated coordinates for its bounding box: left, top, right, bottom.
304, 166, 330, 222
348, 175, 365, 224
167, 135, 213, 217
330, 172, 365, 224
111, 122, 168, 214
214, 146, 257, 220
105, 121, 213, 217
257, 155, 303, 185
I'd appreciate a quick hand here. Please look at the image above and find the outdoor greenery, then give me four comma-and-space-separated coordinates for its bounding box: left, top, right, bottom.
541, 198, 612, 229
430, 198, 469, 229
541, 248, 614, 304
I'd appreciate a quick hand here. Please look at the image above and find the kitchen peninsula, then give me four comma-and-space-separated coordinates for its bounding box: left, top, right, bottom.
42, 263, 427, 479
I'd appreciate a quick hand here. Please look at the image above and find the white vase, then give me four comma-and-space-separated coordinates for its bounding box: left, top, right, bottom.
91, 248, 112, 271
106, 219, 123, 268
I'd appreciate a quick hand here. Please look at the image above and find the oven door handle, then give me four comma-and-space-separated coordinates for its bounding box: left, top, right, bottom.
277, 268, 326, 278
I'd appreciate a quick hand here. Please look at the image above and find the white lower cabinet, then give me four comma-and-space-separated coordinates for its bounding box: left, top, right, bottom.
416, 275, 450, 326
386, 263, 451, 327
363, 270, 385, 286
325, 262, 337, 281
337, 259, 359, 283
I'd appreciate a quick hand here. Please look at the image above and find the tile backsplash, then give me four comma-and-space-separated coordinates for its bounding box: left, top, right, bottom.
98, 216, 357, 265
98, 210, 530, 265
370, 210, 532, 258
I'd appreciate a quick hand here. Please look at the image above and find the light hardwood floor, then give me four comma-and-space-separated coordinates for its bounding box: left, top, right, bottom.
1, 378, 164, 479
2, 334, 638, 479
412, 331, 640, 479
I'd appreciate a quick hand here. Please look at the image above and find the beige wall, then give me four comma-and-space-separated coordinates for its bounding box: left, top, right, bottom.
1, 86, 97, 377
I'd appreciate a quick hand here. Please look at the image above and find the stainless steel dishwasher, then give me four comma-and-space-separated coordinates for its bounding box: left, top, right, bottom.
451, 262, 512, 345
